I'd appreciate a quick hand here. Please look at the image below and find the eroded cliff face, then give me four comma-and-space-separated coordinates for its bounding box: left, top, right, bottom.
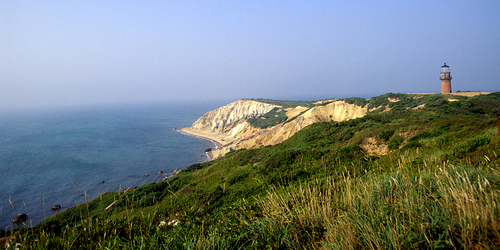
190, 100, 278, 133
230, 101, 367, 150
182, 99, 367, 158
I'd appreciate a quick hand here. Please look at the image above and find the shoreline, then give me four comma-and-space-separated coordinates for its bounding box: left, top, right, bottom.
176, 127, 224, 149
175, 127, 225, 160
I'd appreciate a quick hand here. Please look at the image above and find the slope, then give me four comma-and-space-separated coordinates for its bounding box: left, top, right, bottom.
4, 92, 500, 249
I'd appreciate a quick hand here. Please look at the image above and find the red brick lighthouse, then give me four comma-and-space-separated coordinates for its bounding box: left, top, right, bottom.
440, 63, 452, 93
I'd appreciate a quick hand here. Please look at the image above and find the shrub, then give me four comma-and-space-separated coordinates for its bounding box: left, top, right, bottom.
455, 135, 491, 157
388, 136, 403, 150
198, 186, 224, 206
182, 162, 209, 174
227, 169, 249, 185
379, 130, 395, 141
344, 97, 368, 107
247, 107, 288, 129
404, 140, 421, 149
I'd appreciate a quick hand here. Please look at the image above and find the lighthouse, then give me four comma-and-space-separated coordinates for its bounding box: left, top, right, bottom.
440, 63, 452, 93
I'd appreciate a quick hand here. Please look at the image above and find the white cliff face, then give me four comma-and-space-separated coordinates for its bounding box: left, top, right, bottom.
184, 99, 367, 157
191, 100, 278, 133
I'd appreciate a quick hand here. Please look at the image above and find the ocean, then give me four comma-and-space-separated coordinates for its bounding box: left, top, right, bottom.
0, 101, 226, 230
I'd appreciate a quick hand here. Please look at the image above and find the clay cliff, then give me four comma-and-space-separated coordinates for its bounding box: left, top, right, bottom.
180, 99, 367, 158
190, 99, 278, 134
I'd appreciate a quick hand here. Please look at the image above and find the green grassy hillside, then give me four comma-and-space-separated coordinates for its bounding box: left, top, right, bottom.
5, 93, 500, 249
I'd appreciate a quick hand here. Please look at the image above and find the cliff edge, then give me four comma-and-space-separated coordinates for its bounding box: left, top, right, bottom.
180, 99, 367, 159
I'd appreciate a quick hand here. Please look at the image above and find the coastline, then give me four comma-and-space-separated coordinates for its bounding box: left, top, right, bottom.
176, 127, 225, 160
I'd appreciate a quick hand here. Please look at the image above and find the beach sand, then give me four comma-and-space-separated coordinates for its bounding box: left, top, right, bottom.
178, 127, 230, 160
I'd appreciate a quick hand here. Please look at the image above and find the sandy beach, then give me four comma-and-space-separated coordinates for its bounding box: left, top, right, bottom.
177, 127, 229, 160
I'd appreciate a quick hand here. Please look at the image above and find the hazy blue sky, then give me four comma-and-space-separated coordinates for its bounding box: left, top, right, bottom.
1, 1, 499, 110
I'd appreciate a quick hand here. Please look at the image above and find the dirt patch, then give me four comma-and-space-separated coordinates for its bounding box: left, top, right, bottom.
313, 99, 336, 105
450, 92, 491, 97
360, 136, 389, 155
412, 104, 425, 110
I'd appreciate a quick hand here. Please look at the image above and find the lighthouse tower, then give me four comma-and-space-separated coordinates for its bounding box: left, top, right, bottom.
440, 63, 452, 93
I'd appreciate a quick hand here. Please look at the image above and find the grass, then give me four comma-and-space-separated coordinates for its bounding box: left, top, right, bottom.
253, 163, 500, 249
3, 92, 500, 249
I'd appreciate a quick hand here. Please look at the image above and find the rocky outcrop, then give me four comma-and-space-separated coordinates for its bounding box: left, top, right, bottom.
50, 205, 61, 211
182, 99, 367, 157
13, 213, 28, 223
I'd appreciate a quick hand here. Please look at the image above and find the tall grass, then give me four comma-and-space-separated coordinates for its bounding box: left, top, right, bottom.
238, 161, 500, 249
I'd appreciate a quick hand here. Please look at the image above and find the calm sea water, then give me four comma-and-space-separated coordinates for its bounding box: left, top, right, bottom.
0, 101, 226, 230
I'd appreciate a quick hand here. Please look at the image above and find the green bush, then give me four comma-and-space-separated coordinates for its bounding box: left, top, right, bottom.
379, 130, 395, 141
344, 97, 368, 107
404, 140, 421, 149
182, 162, 209, 174
227, 169, 249, 185
388, 136, 403, 150
262, 148, 304, 171
198, 186, 224, 206
247, 107, 289, 128
455, 135, 491, 157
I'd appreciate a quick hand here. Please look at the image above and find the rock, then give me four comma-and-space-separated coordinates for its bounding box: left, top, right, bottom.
50, 205, 61, 211
123, 187, 134, 194
204, 147, 212, 152
13, 213, 28, 223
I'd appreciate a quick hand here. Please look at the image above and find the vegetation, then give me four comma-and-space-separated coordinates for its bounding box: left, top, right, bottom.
247, 107, 289, 129
245, 98, 314, 108
3, 93, 500, 249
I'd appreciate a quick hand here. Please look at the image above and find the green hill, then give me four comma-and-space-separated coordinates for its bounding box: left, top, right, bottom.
4, 93, 500, 249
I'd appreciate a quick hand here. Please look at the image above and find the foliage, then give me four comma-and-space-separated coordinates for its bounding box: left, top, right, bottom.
343, 97, 368, 107
388, 135, 403, 150
247, 98, 313, 108
247, 107, 289, 129
379, 129, 395, 141
454, 135, 491, 157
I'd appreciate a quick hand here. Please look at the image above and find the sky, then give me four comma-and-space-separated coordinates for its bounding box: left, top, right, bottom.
1, 1, 499, 110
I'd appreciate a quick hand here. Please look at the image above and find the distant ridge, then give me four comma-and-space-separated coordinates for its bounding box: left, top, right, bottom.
407, 91, 490, 97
